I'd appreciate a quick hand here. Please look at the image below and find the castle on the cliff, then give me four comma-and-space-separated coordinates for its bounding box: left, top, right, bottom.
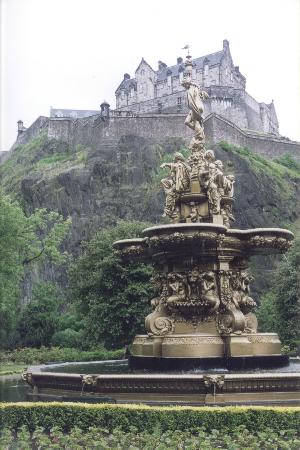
114, 40, 279, 135
12, 40, 299, 165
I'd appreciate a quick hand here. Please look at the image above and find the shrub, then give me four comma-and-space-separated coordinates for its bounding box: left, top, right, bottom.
51, 329, 84, 348
0, 346, 124, 365
0, 424, 299, 449
17, 283, 62, 348
0, 404, 299, 434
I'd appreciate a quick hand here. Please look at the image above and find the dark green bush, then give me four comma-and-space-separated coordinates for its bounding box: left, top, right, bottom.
17, 283, 60, 348
0, 403, 299, 434
51, 329, 84, 348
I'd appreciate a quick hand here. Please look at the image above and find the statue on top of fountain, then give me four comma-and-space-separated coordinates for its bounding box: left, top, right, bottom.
160, 52, 235, 227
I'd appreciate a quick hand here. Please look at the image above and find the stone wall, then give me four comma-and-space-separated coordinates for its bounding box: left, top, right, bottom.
6, 112, 300, 163
14, 116, 49, 147
116, 87, 277, 137
205, 113, 300, 161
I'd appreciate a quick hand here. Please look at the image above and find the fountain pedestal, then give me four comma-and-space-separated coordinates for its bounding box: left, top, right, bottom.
131, 332, 282, 360
114, 224, 293, 371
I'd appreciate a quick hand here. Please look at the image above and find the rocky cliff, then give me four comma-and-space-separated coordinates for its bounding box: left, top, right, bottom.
1, 131, 299, 297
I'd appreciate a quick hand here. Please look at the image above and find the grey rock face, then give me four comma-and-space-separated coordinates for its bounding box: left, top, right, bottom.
1, 133, 299, 300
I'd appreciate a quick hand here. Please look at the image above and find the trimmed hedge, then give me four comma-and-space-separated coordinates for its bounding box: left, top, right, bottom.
1, 403, 299, 433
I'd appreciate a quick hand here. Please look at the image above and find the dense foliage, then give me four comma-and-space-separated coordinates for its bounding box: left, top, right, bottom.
1, 403, 299, 433
1, 424, 299, 449
257, 239, 300, 351
17, 282, 63, 348
16, 281, 84, 349
0, 194, 71, 348
70, 221, 154, 348
0, 346, 123, 365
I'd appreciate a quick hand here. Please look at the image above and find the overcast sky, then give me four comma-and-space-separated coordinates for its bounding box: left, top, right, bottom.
1, 0, 300, 151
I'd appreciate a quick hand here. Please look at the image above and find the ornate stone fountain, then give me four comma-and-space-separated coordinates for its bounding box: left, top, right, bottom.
114, 53, 294, 370
23, 53, 299, 406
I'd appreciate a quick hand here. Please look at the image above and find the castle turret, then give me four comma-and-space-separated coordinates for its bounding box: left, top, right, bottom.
17, 120, 26, 137
100, 101, 110, 117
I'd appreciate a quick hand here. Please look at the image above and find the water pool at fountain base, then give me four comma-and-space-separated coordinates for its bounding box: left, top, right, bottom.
22, 359, 300, 406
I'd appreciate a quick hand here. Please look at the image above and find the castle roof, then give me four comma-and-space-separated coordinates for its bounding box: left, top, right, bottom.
135, 57, 155, 74
156, 51, 224, 82
116, 48, 225, 93
115, 78, 137, 94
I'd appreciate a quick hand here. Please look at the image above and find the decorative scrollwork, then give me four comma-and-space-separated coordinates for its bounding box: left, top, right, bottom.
119, 245, 145, 256
249, 236, 292, 252
153, 317, 174, 335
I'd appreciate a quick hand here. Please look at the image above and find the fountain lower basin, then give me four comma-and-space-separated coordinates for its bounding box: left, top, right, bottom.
23, 359, 300, 406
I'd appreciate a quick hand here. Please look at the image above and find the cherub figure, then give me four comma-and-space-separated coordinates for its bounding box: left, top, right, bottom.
200, 272, 220, 312
166, 272, 188, 305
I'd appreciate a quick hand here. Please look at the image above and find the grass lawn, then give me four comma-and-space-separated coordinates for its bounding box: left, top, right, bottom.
0, 363, 27, 376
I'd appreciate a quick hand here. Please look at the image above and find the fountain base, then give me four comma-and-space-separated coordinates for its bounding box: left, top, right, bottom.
131, 332, 284, 365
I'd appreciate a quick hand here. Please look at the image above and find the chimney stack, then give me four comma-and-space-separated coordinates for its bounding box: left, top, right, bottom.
223, 39, 229, 50
158, 61, 167, 71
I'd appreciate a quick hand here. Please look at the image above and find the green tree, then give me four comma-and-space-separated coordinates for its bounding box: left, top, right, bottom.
257, 239, 300, 350
17, 282, 62, 347
70, 221, 154, 348
273, 239, 300, 347
256, 291, 279, 332
0, 194, 71, 347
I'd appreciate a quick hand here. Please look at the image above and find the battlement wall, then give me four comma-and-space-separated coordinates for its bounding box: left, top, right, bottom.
205, 113, 300, 160
6, 113, 300, 163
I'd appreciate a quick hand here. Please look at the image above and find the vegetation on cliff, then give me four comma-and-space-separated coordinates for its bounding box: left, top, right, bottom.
0, 134, 87, 197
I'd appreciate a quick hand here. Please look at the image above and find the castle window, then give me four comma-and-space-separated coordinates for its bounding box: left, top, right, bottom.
177, 97, 182, 111
204, 64, 209, 76
158, 102, 162, 113
141, 69, 145, 75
